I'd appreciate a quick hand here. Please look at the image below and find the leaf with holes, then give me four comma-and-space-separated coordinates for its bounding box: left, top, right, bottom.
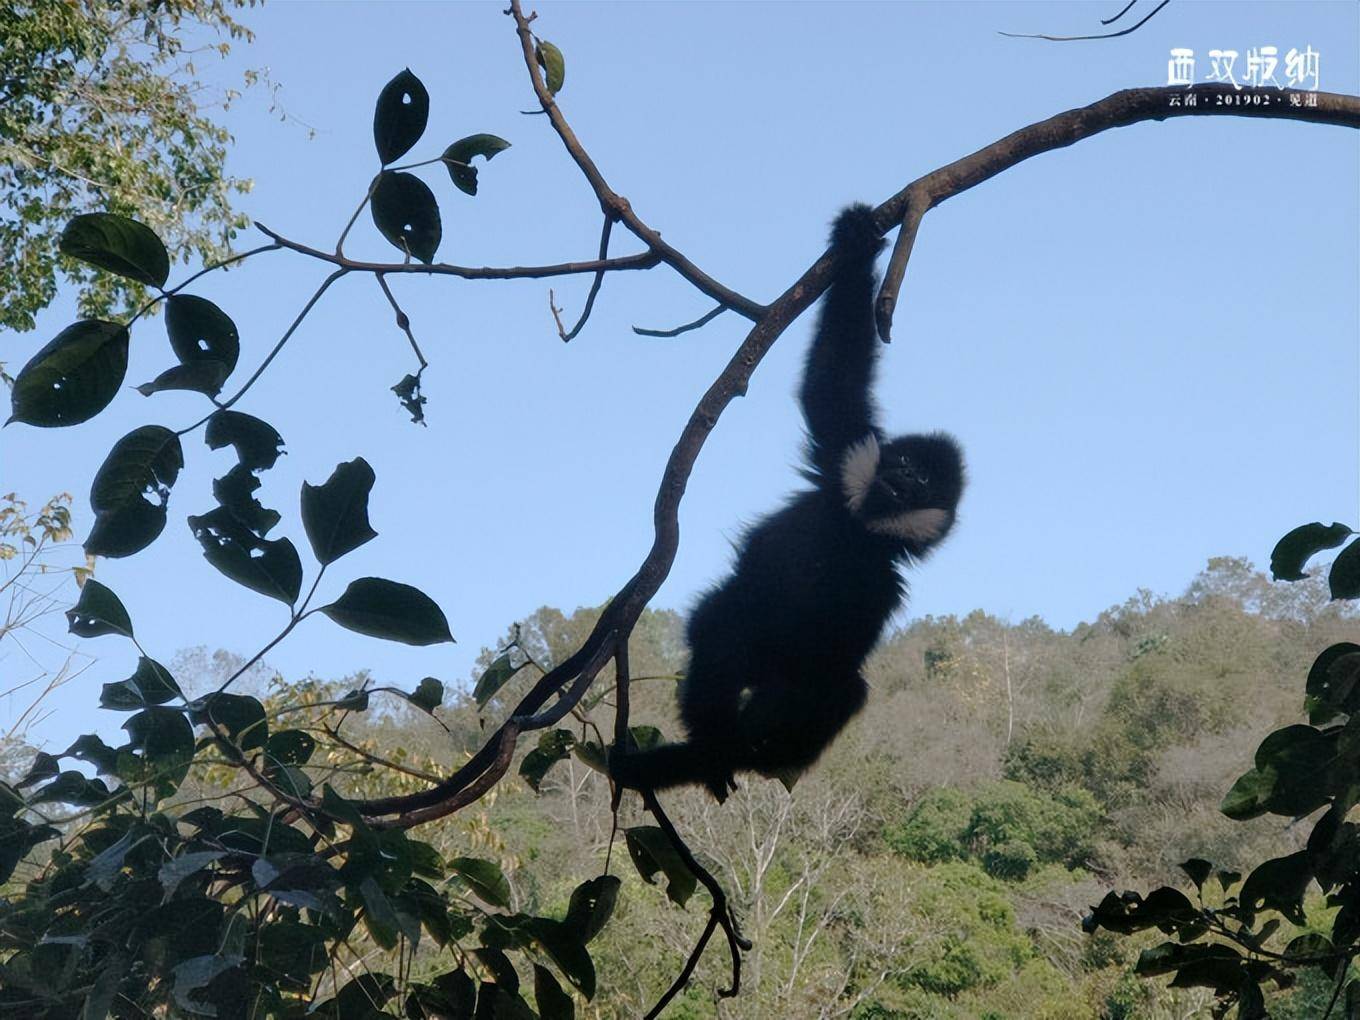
205, 410, 285, 471
166, 294, 240, 373
59, 213, 169, 286
100, 657, 182, 709
187, 506, 302, 605
9, 320, 129, 427
371, 171, 441, 264
443, 134, 512, 197
1270, 522, 1352, 581
66, 579, 134, 638
301, 457, 378, 565
319, 577, 453, 645
535, 40, 565, 94
520, 729, 576, 792
624, 826, 696, 906
85, 426, 184, 558
214, 463, 281, 537
373, 69, 429, 165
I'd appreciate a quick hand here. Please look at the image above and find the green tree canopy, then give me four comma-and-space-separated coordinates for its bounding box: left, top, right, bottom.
0, 0, 257, 332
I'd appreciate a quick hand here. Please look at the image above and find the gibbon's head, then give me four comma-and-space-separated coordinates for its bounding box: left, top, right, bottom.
841, 432, 965, 544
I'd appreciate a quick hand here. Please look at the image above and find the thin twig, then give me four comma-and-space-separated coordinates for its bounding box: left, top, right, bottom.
633, 305, 726, 338
375, 273, 427, 369
556, 215, 614, 342
1000, 0, 1170, 40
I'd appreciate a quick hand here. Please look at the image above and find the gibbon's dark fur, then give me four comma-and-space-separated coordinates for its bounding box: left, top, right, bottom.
611, 205, 965, 801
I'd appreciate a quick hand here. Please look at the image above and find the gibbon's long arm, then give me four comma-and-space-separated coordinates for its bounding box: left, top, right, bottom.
799, 205, 885, 481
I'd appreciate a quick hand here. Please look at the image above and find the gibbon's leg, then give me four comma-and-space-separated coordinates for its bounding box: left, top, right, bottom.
739, 670, 869, 777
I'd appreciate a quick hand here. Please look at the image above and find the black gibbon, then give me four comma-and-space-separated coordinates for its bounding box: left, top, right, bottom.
610, 204, 965, 801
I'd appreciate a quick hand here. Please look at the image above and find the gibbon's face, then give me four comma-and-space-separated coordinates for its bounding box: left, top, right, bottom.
841, 433, 964, 543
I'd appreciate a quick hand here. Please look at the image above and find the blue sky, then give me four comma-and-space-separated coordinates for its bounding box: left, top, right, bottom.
5, 1, 1358, 750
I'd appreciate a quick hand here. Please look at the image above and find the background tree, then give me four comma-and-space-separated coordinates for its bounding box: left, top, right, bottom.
0, 0, 259, 333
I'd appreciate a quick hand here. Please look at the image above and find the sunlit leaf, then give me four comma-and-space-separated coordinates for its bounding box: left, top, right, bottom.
535, 40, 565, 95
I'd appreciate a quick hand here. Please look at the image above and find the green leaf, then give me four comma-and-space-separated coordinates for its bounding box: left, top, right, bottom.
520, 729, 576, 791
449, 856, 511, 908
373, 68, 429, 165
474, 653, 523, 707
1239, 851, 1313, 925
1220, 766, 1277, 821
99, 656, 181, 709
158, 850, 226, 899
66, 579, 134, 638
120, 708, 195, 797
189, 693, 268, 751
27, 770, 113, 807
529, 917, 595, 1000
1331, 538, 1360, 600
301, 457, 378, 565
443, 134, 512, 197
166, 294, 240, 373
265, 729, 316, 766
84, 425, 183, 558
319, 577, 454, 645
80, 951, 128, 1020
86, 829, 137, 891
624, 826, 697, 906
371, 170, 441, 264
533, 964, 574, 1020
213, 463, 280, 537
337, 688, 371, 712
187, 506, 303, 604
472, 950, 519, 994
1270, 521, 1352, 581
59, 213, 169, 287
407, 676, 444, 713
572, 740, 608, 775
9, 319, 129, 427
1179, 858, 1213, 891
205, 410, 285, 471
535, 40, 565, 94
64, 734, 119, 775
135, 360, 231, 398
564, 875, 619, 944
171, 955, 244, 1015
1307, 642, 1360, 724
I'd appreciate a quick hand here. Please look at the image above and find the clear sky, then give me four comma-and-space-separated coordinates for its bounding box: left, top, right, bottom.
5, 1, 1358, 751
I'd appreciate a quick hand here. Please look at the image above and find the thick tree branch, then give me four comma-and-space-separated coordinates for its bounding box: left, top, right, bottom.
873, 84, 1360, 340
352, 79, 1359, 834
506, 0, 766, 323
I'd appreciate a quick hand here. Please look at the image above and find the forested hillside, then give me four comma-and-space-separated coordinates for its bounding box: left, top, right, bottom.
4, 557, 1347, 1017
147, 556, 1347, 1019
